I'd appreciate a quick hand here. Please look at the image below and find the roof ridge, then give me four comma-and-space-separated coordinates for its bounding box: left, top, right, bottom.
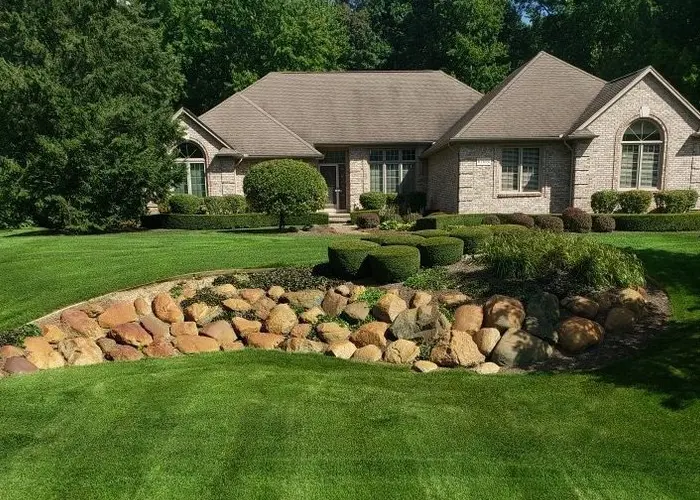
267, 70, 445, 75
237, 94, 320, 155
174, 107, 238, 151
537, 51, 608, 84
436, 70, 483, 98
605, 67, 647, 84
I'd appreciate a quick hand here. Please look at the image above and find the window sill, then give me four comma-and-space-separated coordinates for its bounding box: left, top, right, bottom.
497, 192, 543, 199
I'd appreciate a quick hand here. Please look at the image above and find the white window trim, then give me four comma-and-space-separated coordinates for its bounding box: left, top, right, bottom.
369, 149, 416, 194
619, 140, 663, 191
499, 147, 542, 194
175, 158, 207, 196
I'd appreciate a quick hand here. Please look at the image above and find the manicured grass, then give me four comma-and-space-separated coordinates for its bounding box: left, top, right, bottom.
0, 230, 699, 498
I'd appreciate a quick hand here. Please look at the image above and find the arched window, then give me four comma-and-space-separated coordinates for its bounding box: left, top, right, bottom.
174, 142, 207, 197
620, 119, 663, 189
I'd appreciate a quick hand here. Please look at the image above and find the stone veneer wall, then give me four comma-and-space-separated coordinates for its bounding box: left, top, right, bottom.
572, 75, 700, 211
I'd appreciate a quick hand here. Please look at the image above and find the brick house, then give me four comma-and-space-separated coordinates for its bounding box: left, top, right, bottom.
176, 51, 700, 214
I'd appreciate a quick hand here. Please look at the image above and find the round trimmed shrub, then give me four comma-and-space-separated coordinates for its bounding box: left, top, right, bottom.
449, 226, 493, 254
562, 207, 592, 233
412, 229, 449, 238
618, 190, 652, 214
417, 237, 465, 267
483, 214, 501, 225
368, 245, 421, 283
361, 233, 425, 247
503, 212, 535, 228
592, 215, 616, 233
591, 190, 619, 214
534, 214, 564, 233
169, 194, 203, 214
385, 193, 398, 207
328, 240, 380, 278
653, 189, 699, 213
356, 213, 380, 229
359, 192, 387, 210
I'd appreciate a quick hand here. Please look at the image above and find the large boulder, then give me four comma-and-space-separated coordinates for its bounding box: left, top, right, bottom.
97, 337, 118, 354
413, 360, 438, 373
452, 304, 484, 333
437, 292, 469, 307
473, 328, 501, 357
390, 308, 420, 341
97, 301, 138, 329
327, 340, 356, 360
222, 298, 252, 313
265, 304, 298, 334
283, 290, 325, 310
110, 323, 153, 348
170, 321, 199, 337
240, 288, 266, 304
232, 317, 262, 337
152, 293, 184, 323
246, 332, 285, 350
107, 345, 144, 362
561, 296, 599, 320
58, 338, 104, 366
604, 307, 636, 335
290, 323, 312, 339
351, 321, 389, 348
0, 345, 25, 359
316, 322, 352, 343
525, 292, 560, 343
140, 316, 171, 343
474, 362, 500, 375
616, 288, 646, 317
352, 344, 383, 362
343, 301, 370, 323
134, 297, 151, 316
23, 337, 65, 370
384, 339, 420, 364
557, 317, 604, 354
372, 294, 407, 323
490, 329, 553, 367
184, 302, 211, 324
267, 286, 285, 301
411, 291, 433, 308
283, 338, 327, 354
429, 330, 485, 368
143, 341, 179, 359
213, 284, 237, 298
41, 324, 67, 344
322, 290, 348, 317
3, 356, 38, 374
483, 295, 526, 332
174, 335, 220, 354
61, 309, 104, 339
251, 296, 277, 321
299, 306, 325, 324
200, 321, 237, 344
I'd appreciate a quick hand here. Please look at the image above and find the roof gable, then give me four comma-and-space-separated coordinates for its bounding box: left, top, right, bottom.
174, 108, 237, 152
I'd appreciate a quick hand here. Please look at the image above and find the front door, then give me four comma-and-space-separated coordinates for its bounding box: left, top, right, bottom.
320, 164, 338, 207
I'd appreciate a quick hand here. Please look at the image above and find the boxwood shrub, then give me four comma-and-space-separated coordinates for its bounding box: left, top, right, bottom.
350, 210, 379, 224
169, 194, 203, 214
356, 213, 380, 229
412, 229, 450, 238
368, 245, 421, 283
328, 240, 380, 278
653, 189, 699, 213
592, 215, 616, 233
562, 207, 592, 233
591, 190, 619, 214
618, 190, 652, 214
359, 192, 387, 210
534, 214, 564, 233
414, 213, 484, 230
611, 213, 700, 231
202, 195, 247, 215
361, 233, 425, 247
417, 237, 464, 267
483, 214, 501, 225
141, 212, 329, 230
501, 212, 535, 228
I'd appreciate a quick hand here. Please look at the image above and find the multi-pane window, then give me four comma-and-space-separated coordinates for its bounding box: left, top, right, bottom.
369, 149, 416, 193
174, 142, 207, 197
620, 120, 662, 189
501, 147, 540, 192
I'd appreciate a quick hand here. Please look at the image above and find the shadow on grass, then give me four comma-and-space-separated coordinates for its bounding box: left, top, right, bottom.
593, 247, 700, 410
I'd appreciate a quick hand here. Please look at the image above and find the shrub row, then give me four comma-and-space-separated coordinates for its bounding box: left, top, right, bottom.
414, 213, 484, 230
448, 225, 527, 254
141, 212, 329, 230
592, 189, 698, 214
328, 240, 379, 278
328, 241, 421, 282
611, 213, 700, 232
361, 233, 425, 247
358, 191, 427, 213
167, 194, 248, 215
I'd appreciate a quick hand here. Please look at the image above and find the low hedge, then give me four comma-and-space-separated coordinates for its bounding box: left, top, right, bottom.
361, 233, 425, 247
417, 237, 464, 267
141, 212, 329, 230
368, 245, 421, 283
350, 210, 379, 224
414, 213, 484, 230
449, 225, 526, 254
611, 213, 700, 232
202, 195, 247, 215
169, 194, 202, 214
501, 212, 536, 228
654, 189, 699, 213
328, 240, 380, 278
412, 229, 450, 238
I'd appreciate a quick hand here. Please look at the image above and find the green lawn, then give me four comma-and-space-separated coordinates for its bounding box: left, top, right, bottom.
1, 230, 699, 499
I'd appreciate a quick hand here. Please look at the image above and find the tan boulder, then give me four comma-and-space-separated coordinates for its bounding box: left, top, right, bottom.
290, 323, 313, 339
490, 329, 553, 367
483, 295, 526, 332
335, 284, 352, 297
453, 304, 484, 332
245, 332, 285, 350
430, 330, 485, 368
299, 306, 325, 324
343, 301, 370, 322
232, 317, 262, 337
80, 302, 105, 318
152, 293, 184, 323
213, 284, 237, 298
413, 360, 438, 373
97, 301, 138, 329
322, 290, 348, 317
384, 339, 420, 364
134, 297, 151, 316
352, 344, 383, 362
283, 337, 327, 354
474, 328, 501, 357
265, 304, 298, 334
220, 340, 245, 352
438, 292, 469, 307
143, 341, 179, 358
222, 298, 252, 312
24, 337, 65, 370
174, 335, 220, 354
107, 345, 144, 362
327, 340, 356, 359
96, 337, 118, 354
184, 302, 210, 324
283, 290, 325, 309
474, 362, 500, 375
350, 321, 389, 348
0, 345, 25, 359
267, 285, 286, 301
411, 291, 433, 308
252, 296, 277, 321
110, 323, 153, 348
171, 321, 199, 337
58, 338, 104, 366
180, 285, 197, 300
617, 288, 646, 316
605, 307, 636, 335
41, 324, 67, 343
3, 356, 38, 374
240, 288, 266, 304
349, 285, 366, 302
557, 317, 604, 354
61, 309, 104, 339
372, 294, 407, 323
561, 296, 599, 320
316, 322, 352, 343
200, 321, 237, 344
140, 315, 171, 342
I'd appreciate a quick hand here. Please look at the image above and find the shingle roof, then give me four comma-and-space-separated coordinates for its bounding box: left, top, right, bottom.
425, 52, 607, 155
228, 71, 482, 144
199, 94, 321, 158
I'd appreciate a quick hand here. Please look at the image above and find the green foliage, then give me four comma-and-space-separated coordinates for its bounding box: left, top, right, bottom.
592, 215, 616, 233
202, 195, 247, 215
412, 229, 450, 238
142, 213, 328, 230
361, 233, 425, 247
449, 225, 526, 254
483, 214, 501, 225
359, 192, 387, 210
653, 190, 699, 213
180, 287, 227, 309
534, 215, 564, 233
350, 210, 380, 225
243, 159, 327, 228
501, 212, 535, 228
479, 231, 645, 290
378, 219, 413, 231
395, 192, 427, 214
618, 190, 653, 214
169, 194, 203, 214
403, 267, 456, 290
562, 207, 592, 233
169, 284, 184, 298
356, 287, 384, 309
591, 190, 620, 214
611, 213, 700, 232
0, 158, 31, 228
212, 266, 341, 292
0, 323, 40, 347
368, 245, 421, 284
414, 214, 484, 230
355, 213, 380, 229
417, 237, 465, 267
402, 213, 423, 224
327, 240, 379, 278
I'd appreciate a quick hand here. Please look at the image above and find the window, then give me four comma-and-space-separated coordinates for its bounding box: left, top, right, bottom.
369, 149, 416, 193
501, 147, 540, 192
620, 120, 662, 189
175, 142, 207, 197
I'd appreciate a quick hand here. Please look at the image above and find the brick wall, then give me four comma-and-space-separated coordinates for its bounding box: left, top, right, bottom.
426, 147, 460, 213
572, 74, 700, 210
